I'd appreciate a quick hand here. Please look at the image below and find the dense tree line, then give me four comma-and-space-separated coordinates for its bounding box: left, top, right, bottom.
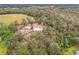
0, 7, 79, 55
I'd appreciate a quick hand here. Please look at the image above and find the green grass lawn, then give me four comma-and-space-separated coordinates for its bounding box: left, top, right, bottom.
0, 42, 7, 55
63, 46, 78, 55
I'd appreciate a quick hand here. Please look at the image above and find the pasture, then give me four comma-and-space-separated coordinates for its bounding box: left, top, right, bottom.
0, 14, 35, 25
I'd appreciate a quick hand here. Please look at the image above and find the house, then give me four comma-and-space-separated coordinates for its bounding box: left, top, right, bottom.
18, 24, 32, 36
24, 24, 32, 29
32, 23, 44, 32
17, 23, 44, 36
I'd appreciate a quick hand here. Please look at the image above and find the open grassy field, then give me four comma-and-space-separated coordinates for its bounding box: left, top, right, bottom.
0, 14, 35, 25
63, 46, 78, 55
0, 42, 7, 55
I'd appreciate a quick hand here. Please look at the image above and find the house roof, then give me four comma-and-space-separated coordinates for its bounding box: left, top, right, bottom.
24, 24, 32, 29
32, 23, 43, 28
18, 23, 44, 35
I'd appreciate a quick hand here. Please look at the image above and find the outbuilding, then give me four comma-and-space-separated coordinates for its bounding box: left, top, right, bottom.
32, 23, 44, 32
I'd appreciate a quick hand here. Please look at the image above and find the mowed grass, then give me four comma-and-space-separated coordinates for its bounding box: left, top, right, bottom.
0, 14, 35, 25
63, 46, 77, 55
0, 42, 7, 55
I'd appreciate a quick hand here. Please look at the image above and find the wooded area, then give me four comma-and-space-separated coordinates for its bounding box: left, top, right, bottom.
0, 6, 79, 55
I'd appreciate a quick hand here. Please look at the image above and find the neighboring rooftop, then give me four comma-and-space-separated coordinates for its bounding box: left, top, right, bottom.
17, 23, 44, 36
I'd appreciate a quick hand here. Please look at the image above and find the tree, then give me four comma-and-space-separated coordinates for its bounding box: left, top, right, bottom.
7, 34, 24, 54
21, 19, 28, 25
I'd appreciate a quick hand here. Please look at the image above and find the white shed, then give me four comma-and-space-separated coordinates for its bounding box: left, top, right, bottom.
33, 27, 43, 32
32, 23, 43, 32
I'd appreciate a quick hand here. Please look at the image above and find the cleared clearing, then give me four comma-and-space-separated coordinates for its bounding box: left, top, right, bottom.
0, 14, 35, 25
